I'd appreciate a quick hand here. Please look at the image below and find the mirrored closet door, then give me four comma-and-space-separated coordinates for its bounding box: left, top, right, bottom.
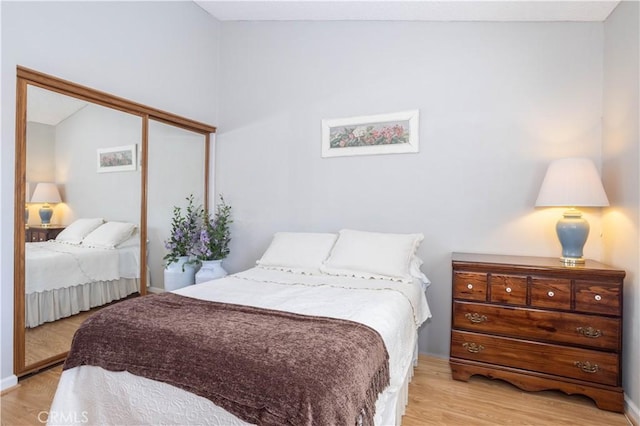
147, 120, 208, 290
23, 85, 143, 368
14, 67, 216, 376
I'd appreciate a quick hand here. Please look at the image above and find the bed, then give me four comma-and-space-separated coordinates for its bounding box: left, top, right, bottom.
25, 219, 142, 328
48, 230, 432, 426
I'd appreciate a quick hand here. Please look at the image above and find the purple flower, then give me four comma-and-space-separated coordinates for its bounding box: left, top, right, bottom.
163, 195, 203, 266
163, 194, 232, 266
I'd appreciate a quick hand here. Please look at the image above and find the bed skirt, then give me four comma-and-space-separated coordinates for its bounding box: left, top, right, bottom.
26, 278, 140, 328
378, 342, 418, 425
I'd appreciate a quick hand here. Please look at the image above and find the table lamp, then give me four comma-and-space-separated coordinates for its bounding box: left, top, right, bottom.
30, 182, 62, 226
535, 158, 609, 265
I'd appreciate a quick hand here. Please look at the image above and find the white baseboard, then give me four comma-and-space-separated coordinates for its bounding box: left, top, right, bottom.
1, 374, 18, 392
626, 394, 639, 426
147, 286, 165, 294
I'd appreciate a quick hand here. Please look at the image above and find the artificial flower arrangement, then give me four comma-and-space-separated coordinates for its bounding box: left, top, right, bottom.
164, 194, 232, 268
191, 196, 232, 262
163, 194, 201, 267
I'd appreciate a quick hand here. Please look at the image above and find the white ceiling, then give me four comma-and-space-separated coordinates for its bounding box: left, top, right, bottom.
194, 1, 620, 22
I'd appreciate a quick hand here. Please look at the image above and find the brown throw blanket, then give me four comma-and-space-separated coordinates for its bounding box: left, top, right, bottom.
64, 293, 389, 426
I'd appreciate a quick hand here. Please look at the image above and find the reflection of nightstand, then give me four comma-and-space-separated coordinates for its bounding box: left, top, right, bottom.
26, 225, 65, 242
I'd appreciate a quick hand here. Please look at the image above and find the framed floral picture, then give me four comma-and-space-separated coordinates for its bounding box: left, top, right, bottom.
321, 110, 419, 158
97, 144, 137, 173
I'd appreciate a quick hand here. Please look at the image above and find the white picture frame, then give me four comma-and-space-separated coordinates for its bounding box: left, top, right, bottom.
321, 110, 419, 158
97, 144, 137, 173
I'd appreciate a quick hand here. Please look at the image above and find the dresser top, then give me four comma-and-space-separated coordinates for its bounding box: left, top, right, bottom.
452, 252, 625, 277
27, 224, 65, 230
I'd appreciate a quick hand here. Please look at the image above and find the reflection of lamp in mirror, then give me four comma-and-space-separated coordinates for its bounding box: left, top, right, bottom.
535, 157, 609, 265
30, 182, 62, 227
25, 182, 30, 228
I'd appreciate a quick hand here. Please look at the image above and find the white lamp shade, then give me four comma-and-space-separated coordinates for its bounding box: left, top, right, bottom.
30, 182, 62, 204
535, 158, 609, 207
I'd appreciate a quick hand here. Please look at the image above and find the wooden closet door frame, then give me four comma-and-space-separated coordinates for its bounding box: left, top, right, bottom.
14, 66, 216, 376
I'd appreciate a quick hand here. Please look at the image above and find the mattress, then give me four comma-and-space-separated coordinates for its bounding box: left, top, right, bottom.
48, 268, 431, 425
26, 241, 141, 294
25, 241, 142, 328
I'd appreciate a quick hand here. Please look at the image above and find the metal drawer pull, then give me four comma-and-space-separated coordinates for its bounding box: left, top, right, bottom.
547, 291, 554, 297
576, 326, 602, 338
467, 283, 473, 290
465, 313, 488, 324
594, 294, 602, 301
505, 287, 512, 293
462, 342, 485, 354
574, 361, 599, 374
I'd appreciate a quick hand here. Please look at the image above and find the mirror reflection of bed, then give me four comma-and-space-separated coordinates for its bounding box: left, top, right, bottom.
24, 220, 143, 365
24, 117, 209, 366
24, 85, 143, 368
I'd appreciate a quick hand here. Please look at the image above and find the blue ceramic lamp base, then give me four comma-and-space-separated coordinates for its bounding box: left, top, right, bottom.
39, 204, 53, 226
556, 208, 589, 265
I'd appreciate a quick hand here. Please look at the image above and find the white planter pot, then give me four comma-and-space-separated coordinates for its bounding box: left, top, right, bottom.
164, 256, 196, 291
195, 259, 227, 284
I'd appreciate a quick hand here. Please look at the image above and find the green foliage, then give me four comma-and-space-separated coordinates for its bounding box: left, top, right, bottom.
163, 194, 202, 266
191, 195, 233, 262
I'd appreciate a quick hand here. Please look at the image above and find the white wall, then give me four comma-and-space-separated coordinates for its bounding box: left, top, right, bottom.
25, 122, 56, 226
602, 1, 640, 420
26, 122, 55, 183
55, 104, 142, 225
216, 21, 605, 357
0, 1, 220, 389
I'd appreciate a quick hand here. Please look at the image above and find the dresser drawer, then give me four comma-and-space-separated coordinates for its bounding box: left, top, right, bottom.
575, 281, 621, 316
451, 330, 619, 386
452, 302, 620, 350
28, 231, 44, 242
25, 226, 65, 242
453, 272, 487, 301
490, 274, 526, 305
530, 277, 571, 310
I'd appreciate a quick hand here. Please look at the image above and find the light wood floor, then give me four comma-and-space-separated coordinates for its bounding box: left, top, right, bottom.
25, 310, 96, 366
402, 356, 630, 425
24, 294, 139, 366
1, 355, 631, 425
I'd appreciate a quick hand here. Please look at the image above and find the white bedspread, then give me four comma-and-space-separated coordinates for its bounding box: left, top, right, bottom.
25, 241, 139, 294
48, 268, 431, 426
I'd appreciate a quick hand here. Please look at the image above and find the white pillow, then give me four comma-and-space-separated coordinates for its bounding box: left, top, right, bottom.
256, 232, 338, 274
55, 218, 105, 245
320, 229, 424, 282
410, 255, 431, 288
82, 221, 137, 249
115, 230, 140, 249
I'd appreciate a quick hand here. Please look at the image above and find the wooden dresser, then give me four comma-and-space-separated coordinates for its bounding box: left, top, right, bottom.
450, 252, 625, 412
26, 225, 65, 242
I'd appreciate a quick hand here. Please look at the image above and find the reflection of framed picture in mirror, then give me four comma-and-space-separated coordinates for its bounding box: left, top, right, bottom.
97, 144, 137, 173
